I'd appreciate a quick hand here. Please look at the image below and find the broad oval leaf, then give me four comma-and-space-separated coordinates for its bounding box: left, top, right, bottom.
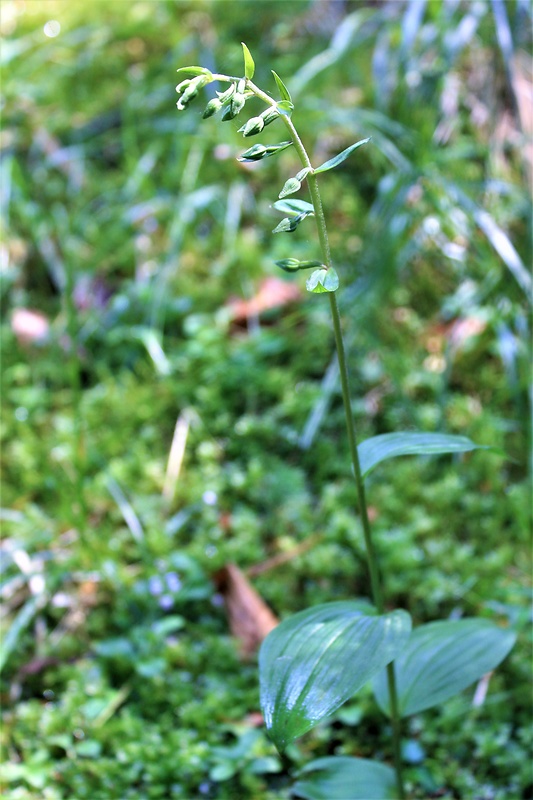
273, 198, 314, 215
271, 70, 292, 103
241, 42, 255, 80
358, 432, 486, 479
259, 601, 411, 752
292, 756, 397, 800
372, 618, 516, 718
314, 137, 371, 174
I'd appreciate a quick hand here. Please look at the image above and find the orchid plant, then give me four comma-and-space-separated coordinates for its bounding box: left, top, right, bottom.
176, 44, 516, 799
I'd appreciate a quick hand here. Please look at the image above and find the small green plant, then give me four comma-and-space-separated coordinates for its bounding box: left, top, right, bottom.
177, 45, 516, 799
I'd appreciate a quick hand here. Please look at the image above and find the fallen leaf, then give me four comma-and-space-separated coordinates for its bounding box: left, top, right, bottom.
213, 563, 278, 658
226, 277, 301, 322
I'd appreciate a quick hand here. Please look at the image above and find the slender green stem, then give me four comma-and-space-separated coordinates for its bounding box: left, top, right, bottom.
246, 81, 406, 798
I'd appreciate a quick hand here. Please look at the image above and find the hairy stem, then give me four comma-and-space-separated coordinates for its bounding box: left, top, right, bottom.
247, 82, 406, 798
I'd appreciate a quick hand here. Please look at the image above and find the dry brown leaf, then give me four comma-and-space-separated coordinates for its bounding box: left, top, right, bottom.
226, 277, 301, 322
213, 563, 278, 658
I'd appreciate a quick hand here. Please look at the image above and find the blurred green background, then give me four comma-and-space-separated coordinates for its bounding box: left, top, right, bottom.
1, 1, 531, 798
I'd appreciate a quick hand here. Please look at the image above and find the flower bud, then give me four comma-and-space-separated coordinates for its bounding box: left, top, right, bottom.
239, 116, 265, 137
221, 92, 246, 121
260, 107, 280, 127
176, 79, 192, 96
203, 98, 223, 118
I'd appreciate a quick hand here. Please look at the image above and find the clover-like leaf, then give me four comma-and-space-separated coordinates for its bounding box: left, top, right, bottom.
306, 267, 339, 293
372, 618, 516, 718
259, 601, 411, 752
271, 70, 292, 103
241, 42, 255, 80
314, 138, 371, 174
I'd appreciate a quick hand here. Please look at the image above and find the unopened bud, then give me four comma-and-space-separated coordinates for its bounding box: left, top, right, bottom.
239, 116, 265, 137
203, 98, 223, 118
176, 79, 192, 96
260, 107, 280, 127
222, 92, 246, 121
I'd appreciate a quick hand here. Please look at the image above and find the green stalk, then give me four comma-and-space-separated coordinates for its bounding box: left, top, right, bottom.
247, 80, 406, 799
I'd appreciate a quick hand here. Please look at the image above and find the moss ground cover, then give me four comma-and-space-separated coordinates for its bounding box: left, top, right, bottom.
1, 2, 531, 798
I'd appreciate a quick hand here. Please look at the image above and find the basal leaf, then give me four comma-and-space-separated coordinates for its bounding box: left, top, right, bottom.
271, 70, 293, 103
273, 198, 314, 215
241, 42, 255, 80
292, 756, 397, 800
314, 137, 371, 174
259, 601, 411, 752
357, 432, 486, 479
372, 618, 516, 718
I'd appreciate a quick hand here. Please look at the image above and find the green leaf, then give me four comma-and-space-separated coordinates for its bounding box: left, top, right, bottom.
241, 42, 255, 80
259, 601, 411, 752
0, 596, 41, 673
357, 432, 486, 479
271, 70, 292, 103
314, 137, 371, 174
176, 66, 213, 77
306, 267, 339, 293
292, 756, 397, 800
372, 619, 516, 718
276, 100, 294, 116
273, 198, 314, 215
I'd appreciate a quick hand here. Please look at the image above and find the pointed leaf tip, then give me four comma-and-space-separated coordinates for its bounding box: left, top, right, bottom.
259, 601, 411, 752
241, 42, 255, 80
271, 70, 292, 103
314, 138, 371, 174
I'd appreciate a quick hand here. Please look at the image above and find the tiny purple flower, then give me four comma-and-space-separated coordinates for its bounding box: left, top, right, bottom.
159, 594, 174, 610
148, 575, 163, 596
165, 572, 182, 593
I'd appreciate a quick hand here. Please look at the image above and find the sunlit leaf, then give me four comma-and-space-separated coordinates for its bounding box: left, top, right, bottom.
271, 70, 292, 103
241, 42, 255, 80
176, 66, 213, 77
292, 756, 397, 800
372, 618, 516, 718
314, 138, 371, 174
357, 432, 486, 479
273, 198, 314, 215
259, 601, 411, 752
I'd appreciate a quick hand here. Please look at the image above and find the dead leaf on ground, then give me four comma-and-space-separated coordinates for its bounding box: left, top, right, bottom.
226, 277, 301, 323
213, 563, 278, 658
